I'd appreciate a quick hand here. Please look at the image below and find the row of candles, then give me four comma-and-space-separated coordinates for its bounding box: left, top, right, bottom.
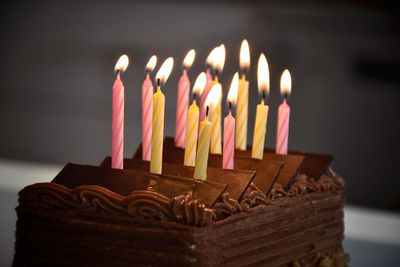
111, 40, 292, 180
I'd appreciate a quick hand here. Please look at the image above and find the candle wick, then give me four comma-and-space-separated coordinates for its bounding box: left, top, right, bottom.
215, 70, 219, 81
229, 101, 232, 111
206, 106, 209, 117
157, 78, 160, 87
193, 93, 197, 102
262, 91, 266, 102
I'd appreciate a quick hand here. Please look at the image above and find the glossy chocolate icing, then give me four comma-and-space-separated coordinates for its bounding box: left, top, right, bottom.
133, 139, 286, 193
18, 182, 216, 227
52, 163, 226, 208
15, 170, 347, 266
14, 143, 347, 266
235, 146, 334, 180
100, 157, 256, 201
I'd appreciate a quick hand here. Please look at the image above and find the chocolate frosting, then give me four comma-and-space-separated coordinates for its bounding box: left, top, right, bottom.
18, 168, 346, 228
19, 183, 215, 227
239, 169, 346, 211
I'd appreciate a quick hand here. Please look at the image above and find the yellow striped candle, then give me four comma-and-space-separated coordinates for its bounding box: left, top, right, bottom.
251, 53, 270, 160
208, 44, 225, 155
207, 83, 222, 154
194, 112, 212, 181
236, 39, 250, 151
236, 76, 249, 150
251, 100, 269, 159
150, 87, 165, 174
150, 57, 174, 174
184, 72, 206, 166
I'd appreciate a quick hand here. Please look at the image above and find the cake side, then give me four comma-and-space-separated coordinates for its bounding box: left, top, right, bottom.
13, 168, 347, 267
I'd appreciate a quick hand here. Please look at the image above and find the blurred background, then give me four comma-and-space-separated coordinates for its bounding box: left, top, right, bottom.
0, 0, 400, 265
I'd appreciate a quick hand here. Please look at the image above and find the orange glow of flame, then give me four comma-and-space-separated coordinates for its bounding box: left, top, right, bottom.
205, 83, 222, 111
240, 39, 250, 70
183, 49, 196, 68
280, 69, 292, 96
114, 54, 129, 73
257, 53, 269, 94
145, 55, 157, 72
156, 57, 174, 84
193, 72, 206, 96
206, 47, 218, 66
214, 44, 226, 73
227, 72, 239, 105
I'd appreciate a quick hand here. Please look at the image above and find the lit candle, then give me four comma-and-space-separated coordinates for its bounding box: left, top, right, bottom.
150, 57, 174, 174
194, 108, 212, 180
175, 49, 196, 148
223, 72, 239, 170
141, 55, 157, 161
112, 55, 129, 169
251, 53, 270, 160
184, 72, 206, 167
276, 69, 292, 155
200, 47, 218, 122
236, 39, 250, 151
209, 44, 225, 154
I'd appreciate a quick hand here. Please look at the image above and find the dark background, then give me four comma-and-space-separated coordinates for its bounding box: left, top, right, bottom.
0, 0, 399, 211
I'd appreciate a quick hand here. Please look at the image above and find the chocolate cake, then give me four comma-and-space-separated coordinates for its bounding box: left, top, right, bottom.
13, 139, 348, 266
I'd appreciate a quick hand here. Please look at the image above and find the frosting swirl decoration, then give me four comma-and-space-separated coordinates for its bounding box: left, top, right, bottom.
18, 169, 345, 226
19, 183, 215, 227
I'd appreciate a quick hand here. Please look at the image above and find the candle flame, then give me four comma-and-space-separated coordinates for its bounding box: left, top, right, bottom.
114, 54, 129, 73
257, 53, 269, 94
240, 39, 250, 70
183, 49, 196, 69
206, 47, 218, 66
145, 55, 157, 72
280, 69, 292, 96
214, 44, 226, 73
205, 83, 222, 111
156, 57, 174, 84
193, 72, 206, 96
227, 72, 239, 105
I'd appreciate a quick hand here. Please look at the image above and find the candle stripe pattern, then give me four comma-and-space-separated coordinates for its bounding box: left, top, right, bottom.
236, 78, 249, 150
210, 105, 222, 154
184, 102, 199, 167
175, 70, 190, 148
223, 113, 235, 169
150, 89, 165, 174
194, 118, 212, 181
141, 74, 153, 161
199, 68, 213, 123
276, 99, 290, 155
251, 102, 269, 160
112, 74, 124, 169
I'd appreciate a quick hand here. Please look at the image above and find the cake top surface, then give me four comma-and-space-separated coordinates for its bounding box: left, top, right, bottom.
101, 157, 257, 201
52, 163, 226, 207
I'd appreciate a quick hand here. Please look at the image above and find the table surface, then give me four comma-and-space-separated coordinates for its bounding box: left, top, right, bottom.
1, 159, 399, 266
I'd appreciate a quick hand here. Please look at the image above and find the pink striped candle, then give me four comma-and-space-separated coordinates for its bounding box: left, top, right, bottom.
112, 55, 129, 169
141, 55, 157, 161
223, 72, 239, 170
175, 49, 195, 148
141, 73, 153, 161
223, 111, 235, 169
276, 69, 292, 155
175, 69, 190, 147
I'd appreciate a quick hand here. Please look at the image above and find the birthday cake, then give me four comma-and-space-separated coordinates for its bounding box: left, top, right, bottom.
13, 137, 347, 267
14, 42, 348, 266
